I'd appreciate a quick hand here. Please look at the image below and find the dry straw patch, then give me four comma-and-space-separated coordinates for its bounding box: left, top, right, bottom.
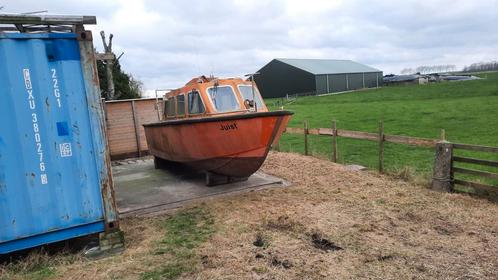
55, 216, 165, 280
1, 217, 166, 280
1, 151, 497, 279
195, 152, 498, 279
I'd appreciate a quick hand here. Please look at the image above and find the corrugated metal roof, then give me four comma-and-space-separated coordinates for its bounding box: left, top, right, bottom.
276, 58, 381, 75
383, 74, 420, 82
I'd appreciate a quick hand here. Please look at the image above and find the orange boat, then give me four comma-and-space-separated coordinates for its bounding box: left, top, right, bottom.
143, 76, 293, 185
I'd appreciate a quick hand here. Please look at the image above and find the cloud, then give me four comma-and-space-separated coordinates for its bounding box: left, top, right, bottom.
2, 0, 497, 95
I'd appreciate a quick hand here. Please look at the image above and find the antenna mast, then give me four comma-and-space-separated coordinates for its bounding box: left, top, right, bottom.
245, 72, 260, 112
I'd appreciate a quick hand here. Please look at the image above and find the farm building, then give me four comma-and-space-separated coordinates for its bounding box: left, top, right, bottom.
383, 74, 430, 86
254, 58, 383, 98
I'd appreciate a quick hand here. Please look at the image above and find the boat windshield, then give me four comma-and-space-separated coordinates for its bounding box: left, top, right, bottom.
188, 90, 205, 114
207, 86, 240, 112
238, 85, 264, 110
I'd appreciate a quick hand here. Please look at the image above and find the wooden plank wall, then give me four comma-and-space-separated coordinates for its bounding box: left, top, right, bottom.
104, 98, 160, 159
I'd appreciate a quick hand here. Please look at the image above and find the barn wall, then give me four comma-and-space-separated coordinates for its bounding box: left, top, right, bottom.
104, 98, 160, 159
255, 59, 316, 98
347, 73, 364, 90
327, 74, 347, 93
364, 72, 379, 88
315, 75, 328, 94
316, 72, 383, 94
377, 72, 383, 87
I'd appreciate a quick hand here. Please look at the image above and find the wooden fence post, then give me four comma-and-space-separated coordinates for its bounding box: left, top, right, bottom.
274, 139, 280, 152
440, 129, 446, 141
304, 121, 309, 156
131, 100, 142, 157
378, 120, 385, 173
332, 120, 337, 162
432, 141, 453, 192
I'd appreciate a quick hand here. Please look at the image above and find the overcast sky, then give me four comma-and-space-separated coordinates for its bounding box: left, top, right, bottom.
2, 0, 497, 96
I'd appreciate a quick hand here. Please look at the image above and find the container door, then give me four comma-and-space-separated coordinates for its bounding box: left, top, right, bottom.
0, 33, 106, 248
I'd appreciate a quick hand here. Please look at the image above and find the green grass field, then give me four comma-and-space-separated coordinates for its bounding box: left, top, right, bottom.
267, 72, 498, 185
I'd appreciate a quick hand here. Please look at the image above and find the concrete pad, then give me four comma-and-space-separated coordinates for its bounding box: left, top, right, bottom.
112, 159, 286, 217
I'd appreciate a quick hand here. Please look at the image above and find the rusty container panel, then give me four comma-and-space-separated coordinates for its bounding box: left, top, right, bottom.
0, 31, 118, 254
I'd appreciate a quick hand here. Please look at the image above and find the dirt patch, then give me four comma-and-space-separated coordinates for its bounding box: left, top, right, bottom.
266, 215, 304, 233
310, 232, 343, 252
364, 253, 396, 263
270, 256, 293, 269
252, 233, 266, 248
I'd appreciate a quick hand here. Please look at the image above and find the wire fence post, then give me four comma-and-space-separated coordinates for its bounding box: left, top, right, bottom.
378, 120, 385, 173
304, 121, 309, 156
332, 120, 337, 162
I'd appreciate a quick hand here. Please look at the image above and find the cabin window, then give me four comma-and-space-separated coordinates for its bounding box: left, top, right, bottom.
238, 85, 264, 109
177, 94, 185, 116
188, 90, 205, 114
165, 97, 176, 117
207, 86, 239, 112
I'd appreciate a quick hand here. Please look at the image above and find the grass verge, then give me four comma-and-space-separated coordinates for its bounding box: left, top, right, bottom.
141, 207, 215, 280
0, 248, 81, 280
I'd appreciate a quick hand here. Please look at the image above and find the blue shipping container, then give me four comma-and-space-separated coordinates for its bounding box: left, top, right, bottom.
0, 28, 119, 254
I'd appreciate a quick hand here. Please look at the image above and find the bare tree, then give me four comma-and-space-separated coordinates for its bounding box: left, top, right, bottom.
413, 64, 459, 74
463, 61, 498, 72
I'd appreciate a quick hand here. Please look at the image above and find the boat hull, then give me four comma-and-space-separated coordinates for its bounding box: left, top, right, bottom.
143, 111, 292, 178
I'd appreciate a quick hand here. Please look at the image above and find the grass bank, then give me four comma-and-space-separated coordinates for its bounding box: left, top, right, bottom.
268, 72, 498, 184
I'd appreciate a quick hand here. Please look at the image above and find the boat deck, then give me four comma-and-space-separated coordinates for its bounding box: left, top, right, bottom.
112, 158, 287, 217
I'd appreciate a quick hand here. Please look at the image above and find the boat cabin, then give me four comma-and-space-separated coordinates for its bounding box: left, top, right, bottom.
162, 76, 268, 120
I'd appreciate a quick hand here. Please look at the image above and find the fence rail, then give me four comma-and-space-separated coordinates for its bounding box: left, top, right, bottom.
452, 167, 498, 180
452, 143, 498, 153
452, 156, 498, 167
451, 143, 498, 194
280, 120, 497, 196
453, 179, 497, 193
283, 121, 442, 173
284, 126, 438, 147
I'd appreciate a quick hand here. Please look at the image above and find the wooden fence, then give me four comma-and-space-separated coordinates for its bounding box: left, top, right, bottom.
445, 143, 498, 194
103, 98, 162, 159
283, 121, 498, 195
284, 120, 441, 173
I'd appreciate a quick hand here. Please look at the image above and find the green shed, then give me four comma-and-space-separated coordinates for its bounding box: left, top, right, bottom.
254, 58, 383, 98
